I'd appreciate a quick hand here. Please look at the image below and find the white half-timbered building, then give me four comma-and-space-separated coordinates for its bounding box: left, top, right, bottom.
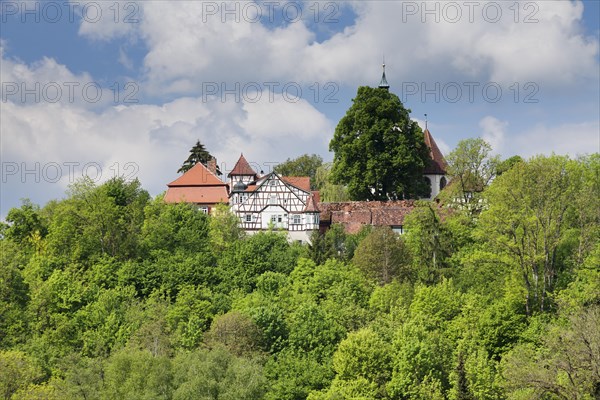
228, 154, 320, 243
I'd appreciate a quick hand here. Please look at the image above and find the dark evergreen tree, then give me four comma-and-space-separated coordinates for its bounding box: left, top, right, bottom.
178, 140, 221, 175
329, 86, 430, 200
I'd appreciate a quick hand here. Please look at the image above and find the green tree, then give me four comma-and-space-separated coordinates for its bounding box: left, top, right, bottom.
329, 86, 430, 200
205, 311, 262, 357
0, 350, 44, 400
172, 348, 266, 400
445, 138, 500, 214
314, 163, 351, 202
44, 177, 149, 261
265, 349, 334, 400
332, 328, 392, 389
274, 154, 323, 189
208, 204, 245, 255
352, 226, 411, 285
496, 155, 523, 176
478, 155, 577, 315
502, 306, 600, 399
3, 199, 48, 247
178, 140, 221, 175
403, 204, 452, 285
102, 348, 173, 400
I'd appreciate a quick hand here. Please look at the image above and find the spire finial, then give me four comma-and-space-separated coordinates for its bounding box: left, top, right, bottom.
378, 56, 390, 90
424, 113, 428, 130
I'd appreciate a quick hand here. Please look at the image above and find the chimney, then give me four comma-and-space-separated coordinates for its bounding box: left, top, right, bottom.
207, 157, 217, 175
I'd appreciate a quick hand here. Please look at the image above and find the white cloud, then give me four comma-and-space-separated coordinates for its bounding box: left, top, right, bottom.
480, 116, 508, 154
513, 121, 600, 158
0, 45, 122, 109
90, 0, 598, 95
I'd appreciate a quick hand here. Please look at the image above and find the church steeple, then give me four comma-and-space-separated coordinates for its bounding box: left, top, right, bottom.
378, 59, 390, 91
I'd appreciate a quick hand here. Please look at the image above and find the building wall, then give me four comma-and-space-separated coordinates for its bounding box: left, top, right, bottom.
424, 174, 448, 199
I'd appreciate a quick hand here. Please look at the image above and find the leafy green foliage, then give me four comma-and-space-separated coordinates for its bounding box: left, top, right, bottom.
352, 226, 411, 285
274, 154, 323, 190
330, 86, 430, 200
1, 152, 598, 399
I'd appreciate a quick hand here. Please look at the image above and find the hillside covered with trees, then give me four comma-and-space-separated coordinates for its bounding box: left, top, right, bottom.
1, 151, 599, 399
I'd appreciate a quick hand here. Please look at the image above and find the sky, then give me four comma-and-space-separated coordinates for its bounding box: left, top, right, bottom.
1, 0, 599, 218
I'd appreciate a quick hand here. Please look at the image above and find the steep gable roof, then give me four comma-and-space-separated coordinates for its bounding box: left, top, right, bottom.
423, 129, 448, 175
168, 162, 225, 187
228, 154, 257, 177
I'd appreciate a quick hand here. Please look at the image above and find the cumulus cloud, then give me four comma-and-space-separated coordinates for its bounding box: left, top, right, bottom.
480, 116, 508, 154
512, 121, 600, 158
70, 1, 599, 95
1, 50, 334, 214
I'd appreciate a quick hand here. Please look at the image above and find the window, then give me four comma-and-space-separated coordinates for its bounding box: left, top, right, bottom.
277, 215, 283, 223
269, 195, 277, 205
245, 214, 252, 222
270, 180, 276, 187
440, 177, 447, 190
392, 225, 404, 234
198, 206, 208, 214
271, 215, 277, 223
292, 214, 301, 224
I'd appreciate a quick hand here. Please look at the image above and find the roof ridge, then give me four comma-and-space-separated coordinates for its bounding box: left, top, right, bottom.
168, 162, 225, 187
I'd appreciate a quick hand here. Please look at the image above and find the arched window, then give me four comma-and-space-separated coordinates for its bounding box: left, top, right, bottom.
440, 176, 447, 191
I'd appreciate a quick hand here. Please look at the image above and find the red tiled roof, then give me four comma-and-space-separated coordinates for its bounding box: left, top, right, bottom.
303, 193, 320, 212
282, 176, 311, 192
423, 129, 448, 175
168, 162, 225, 187
164, 186, 229, 204
319, 201, 416, 234
228, 154, 257, 177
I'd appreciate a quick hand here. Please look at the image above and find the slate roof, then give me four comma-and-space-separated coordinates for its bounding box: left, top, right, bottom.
423, 129, 448, 175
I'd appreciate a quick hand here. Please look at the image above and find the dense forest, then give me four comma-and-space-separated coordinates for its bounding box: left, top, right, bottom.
1, 152, 598, 399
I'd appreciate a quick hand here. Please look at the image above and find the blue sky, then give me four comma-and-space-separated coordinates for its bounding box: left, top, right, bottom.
1, 0, 599, 217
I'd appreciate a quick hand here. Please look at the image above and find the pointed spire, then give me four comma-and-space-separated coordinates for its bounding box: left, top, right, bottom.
378, 57, 390, 90
228, 153, 257, 178
424, 113, 428, 130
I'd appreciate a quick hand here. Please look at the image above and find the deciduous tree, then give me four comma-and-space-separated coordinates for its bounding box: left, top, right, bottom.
329, 86, 430, 200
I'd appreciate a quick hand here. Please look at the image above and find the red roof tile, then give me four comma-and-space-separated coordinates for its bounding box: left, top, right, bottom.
282, 176, 311, 192
164, 186, 229, 204
168, 163, 225, 187
228, 154, 257, 177
423, 129, 448, 175
319, 201, 417, 233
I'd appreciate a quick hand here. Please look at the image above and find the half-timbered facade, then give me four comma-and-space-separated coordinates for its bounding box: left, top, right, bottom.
229, 162, 320, 243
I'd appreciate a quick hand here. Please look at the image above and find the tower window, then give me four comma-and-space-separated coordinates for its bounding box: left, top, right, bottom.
440, 177, 447, 190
